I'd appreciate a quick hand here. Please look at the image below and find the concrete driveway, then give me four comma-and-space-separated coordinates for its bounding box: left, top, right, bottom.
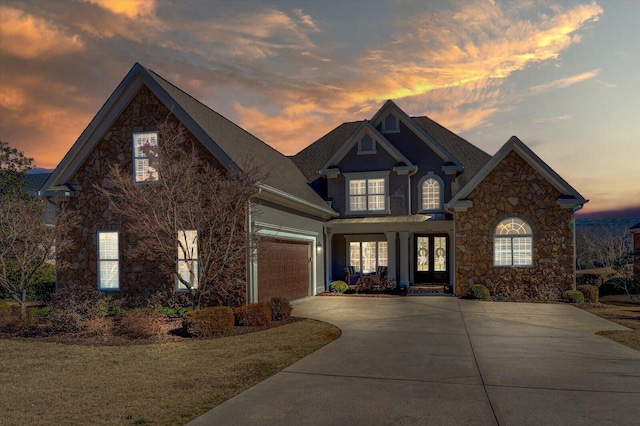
188, 297, 640, 425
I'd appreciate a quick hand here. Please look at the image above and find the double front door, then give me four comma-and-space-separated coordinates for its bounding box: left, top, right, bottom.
414, 234, 449, 283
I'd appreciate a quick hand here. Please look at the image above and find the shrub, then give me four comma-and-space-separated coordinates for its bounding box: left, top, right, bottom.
182, 307, 234, 337
576, 284, 599, 303
49, 283, 106, 320
468, 284, 491, 300
0, 300, 12, 317
81, 316, 114, 337
562, 290, 585, 303
117, 308, 166, 339
329, 280, 348, 293
354, 276, 377, 293
267, 297, 293, 321
28, 263, 56, 302
28, 306, 54, 317
234, 303, 271, 326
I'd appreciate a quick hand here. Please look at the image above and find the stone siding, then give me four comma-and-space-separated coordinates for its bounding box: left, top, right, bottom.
57, 86, 234, 296
455, 151, 575, 300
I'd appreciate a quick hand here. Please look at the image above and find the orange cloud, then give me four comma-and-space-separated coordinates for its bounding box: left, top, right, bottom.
84, 0, 156, 18
0, 6, 83, 58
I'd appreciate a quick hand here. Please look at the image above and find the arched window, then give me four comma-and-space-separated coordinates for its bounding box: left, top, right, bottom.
494, 218, 533, 266
418, 174, 443, 211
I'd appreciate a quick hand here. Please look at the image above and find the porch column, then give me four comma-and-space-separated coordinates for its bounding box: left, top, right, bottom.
384, 231, 397, 283
325, 230, 333, 287
399, 231, 410, 288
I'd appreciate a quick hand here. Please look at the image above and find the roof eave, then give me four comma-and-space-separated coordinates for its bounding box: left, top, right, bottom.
256, 184, 338, 219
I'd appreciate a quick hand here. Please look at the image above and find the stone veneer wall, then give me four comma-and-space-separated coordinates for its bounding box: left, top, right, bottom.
455, 151, 575, 300
57, 86, 229, 295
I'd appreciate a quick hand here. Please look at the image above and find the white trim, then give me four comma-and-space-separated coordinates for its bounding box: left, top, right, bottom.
448, 136, 586, 209
256, 184, 338, 219
357, 133, 377, 155
253, 225, 319, 303
97, 230, 119, 291
344, 171, 391, 215
369, 100, 462, 169
417, 172, 444, 213
319, 122, 415, 175
380, 112, 400, 133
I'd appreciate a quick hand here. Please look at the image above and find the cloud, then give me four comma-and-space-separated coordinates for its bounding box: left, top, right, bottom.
534, 115, 572, 124
83, 0, 156, 18
0, 6, 84, 58
529, 70, 600, 95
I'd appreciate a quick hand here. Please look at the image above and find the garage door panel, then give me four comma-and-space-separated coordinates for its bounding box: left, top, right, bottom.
258, 239, 310, 302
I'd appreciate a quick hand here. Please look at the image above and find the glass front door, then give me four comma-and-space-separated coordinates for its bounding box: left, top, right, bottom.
414, 234, 449, 283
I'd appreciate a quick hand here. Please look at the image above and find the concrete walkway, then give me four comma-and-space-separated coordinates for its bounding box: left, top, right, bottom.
188, 297, 640, 425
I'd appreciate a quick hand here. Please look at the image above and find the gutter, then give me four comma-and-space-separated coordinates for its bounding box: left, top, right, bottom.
255, 184, 338, 220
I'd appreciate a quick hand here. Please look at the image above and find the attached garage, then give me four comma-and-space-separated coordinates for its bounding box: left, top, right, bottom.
257, 238, 312, 302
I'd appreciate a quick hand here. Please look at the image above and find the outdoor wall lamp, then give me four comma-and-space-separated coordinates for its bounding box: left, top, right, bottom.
316, 241, 323, 254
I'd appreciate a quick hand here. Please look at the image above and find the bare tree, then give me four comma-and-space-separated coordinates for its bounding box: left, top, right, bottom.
1, 140, 33, 200
97, 120, 262, 308
0, 198, 58, 318
576, 225, 633, 277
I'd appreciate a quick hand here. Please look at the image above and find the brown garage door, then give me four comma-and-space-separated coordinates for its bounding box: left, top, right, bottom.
258, 238, 311, 302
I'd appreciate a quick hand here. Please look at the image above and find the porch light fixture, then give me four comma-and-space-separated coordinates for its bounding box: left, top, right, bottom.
316, 241, 323, 254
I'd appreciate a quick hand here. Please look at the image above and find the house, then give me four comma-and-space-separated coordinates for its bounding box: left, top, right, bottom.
45, 63, 586, 303
631, 222, 640, 279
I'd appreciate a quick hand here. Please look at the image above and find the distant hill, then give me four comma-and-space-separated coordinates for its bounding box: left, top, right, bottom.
576, 206, 640, 219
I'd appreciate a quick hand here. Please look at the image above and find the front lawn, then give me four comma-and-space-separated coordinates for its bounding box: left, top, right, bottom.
0, 319, 340, 425
580, 295, 640, 351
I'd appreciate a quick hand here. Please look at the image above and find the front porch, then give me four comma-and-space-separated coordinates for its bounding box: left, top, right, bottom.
323, 214, 455, 292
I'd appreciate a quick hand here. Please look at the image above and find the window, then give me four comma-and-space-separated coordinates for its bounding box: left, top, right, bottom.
349, 177, 386, 212
133, 132, 159, 182
357, 134, 376, 154
349, 241, 388, 274
381, 113, 399, 132
494, 218, 533, 266
419, 172, 443, 211
98, 231, 119, 290
177, 230, 198, 290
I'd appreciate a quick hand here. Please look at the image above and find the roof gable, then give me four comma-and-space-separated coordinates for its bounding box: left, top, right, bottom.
318, 121, 414, 174
370, 100, 462, 169
448, 136, 587, 210
44, 63, 336, 218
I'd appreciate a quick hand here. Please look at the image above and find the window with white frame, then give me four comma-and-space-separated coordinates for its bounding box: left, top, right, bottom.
421, 177, 441, 211
177, 230, 198, 290
133, 132, 159, 182
381, 113, 399, 132
494, 218, 533, 266
349, 241, 388, 274
98, 231, 119, 290
348, 176, 387, 213
357, 134, 376, 154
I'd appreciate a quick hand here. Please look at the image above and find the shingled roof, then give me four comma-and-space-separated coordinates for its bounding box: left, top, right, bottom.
45, 63, 335, 217
143, 66, 334, 214
291, 114, 491, 196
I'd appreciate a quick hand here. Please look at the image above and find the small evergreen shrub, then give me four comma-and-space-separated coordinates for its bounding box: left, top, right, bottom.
117, 308, 166, 339
329, 280, 349, 293
468, 284, 491, 300
576, 284, 599, 303
28, 263, 56, 302
562, 290, 585, 303
182, 307, 234, 337
28, 306, 54, 317
234, 303, 272, 326
267, 297, 293, 321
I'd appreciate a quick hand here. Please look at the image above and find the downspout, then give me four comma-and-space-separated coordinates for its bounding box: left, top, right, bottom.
445, 204, 456, 295
571, 203, 584, 290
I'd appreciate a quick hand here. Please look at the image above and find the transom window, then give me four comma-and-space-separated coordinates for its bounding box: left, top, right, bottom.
349, 241, 388, 274
177, 230, 199, 290
98, 231, 119, 290
494, 218, 533, 266
133, 132, 159, 182
349, 177, 386, 212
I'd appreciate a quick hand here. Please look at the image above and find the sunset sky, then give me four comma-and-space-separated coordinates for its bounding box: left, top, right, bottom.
0, 0, 638, 215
